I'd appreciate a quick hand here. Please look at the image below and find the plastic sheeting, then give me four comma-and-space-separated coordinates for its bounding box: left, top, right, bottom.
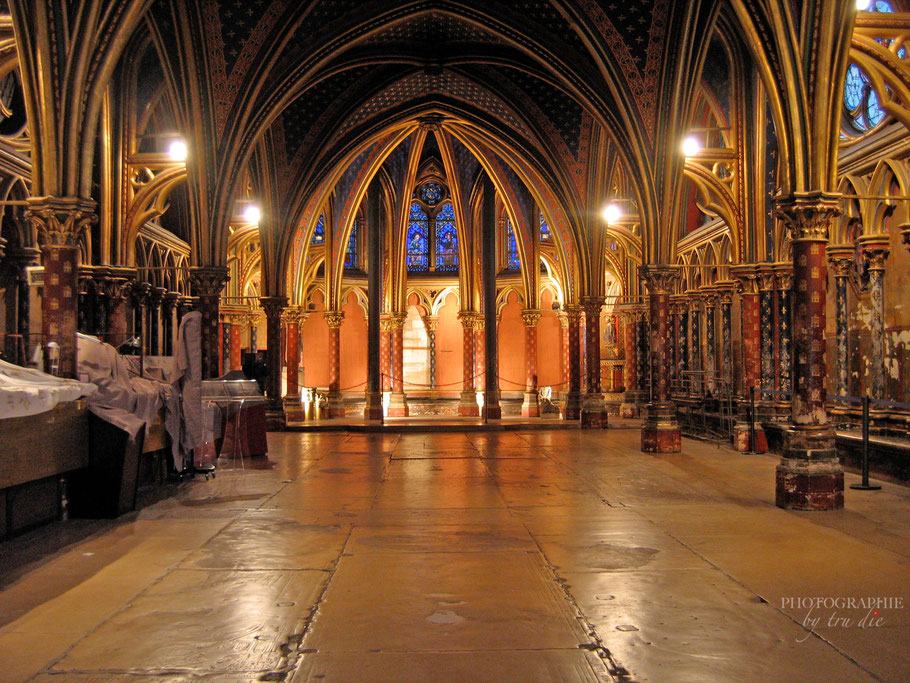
0, 358, 95, 419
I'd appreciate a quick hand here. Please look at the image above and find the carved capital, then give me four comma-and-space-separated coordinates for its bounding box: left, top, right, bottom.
857, 236, 890, 272
259, 296, 288, 320
774, 193, 841, 242
730, 265, 759, 295
639, 265, 679, 295
161, 291, 180, 312
772, 263, 793, 291
324, 310, 345, 328
26, 196, 97, 247
579, 296, 604, 320
557, 313, 569, 329
423, 315, 439, 332
826, 245, 856, 279
148, 286, 166, 309
131, 281, 152, 305
520, 309, 542, 327
457, 310, 482, 329
699, 286, 718, 308
189, 266, 229, 298
563, 304, 583, 325
714, 280, 735, 305
386, 312, 407, 330
756, 265, 776, 292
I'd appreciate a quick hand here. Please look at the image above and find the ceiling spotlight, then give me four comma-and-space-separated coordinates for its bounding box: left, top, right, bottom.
168, 139, 187, 162
602, 203, 622, 224
682, 136, 701, 157
243, 205, 261, 225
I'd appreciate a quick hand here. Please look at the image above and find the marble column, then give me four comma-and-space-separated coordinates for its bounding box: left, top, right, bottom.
457, 311, 479, 416
229, 314, 243, 371
425, 316, 438, 392
859, 237, 890, 399
259, 296, 287, 429
26, 198, 96, 377
558, 312, 569, 399
220, 319, 231, 375
90, 267, 111, 338
773, 195, 843, 511
563, 305, 583, 420
731, 267, 766, 452
324, 310, 346, 418
4, 247, 41, 365
521, 309, 541, 417
620, 309, 639, 417
700, 287, 717, 394
475, 318, 486, 392
148, 287, 164, 356
161, 292, 178, 356
640, 266, 680, 452
104, 275, 131, 348
189, 266, 229, 379
387, 313, 408, 417
669, 297, 680, 390
365, 185, 383, 421
284, 308, 302, 401
687, 292, 702, 395
715, 281, 735, 392
773, 265, 793, 404
380, 314, 392, 393
826, 245, 853, 398
480, 176, 500, 420
636, 307, 650, 399
580, 297, 606, 428
674, 295, 689, 392
758, 267, 776, 399
131, 282, 151, 356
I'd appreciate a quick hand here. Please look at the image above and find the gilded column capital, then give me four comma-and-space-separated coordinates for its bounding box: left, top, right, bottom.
826, 244, 856, 278
26, 196, 97, 247
730, 265, 759, 294
386, 312, 407, 330
259, 296, 288, 319
520, 309, 542, 327
639, 265, 680, 295
324, 310, 345, 328
189, 265, 230, 298
773, 193, 841, 242
579, 296, 604, 320
161, 291, 180, 311
131, 281, 152, 305
714, 280, 735, 304
856, 235, 890, 272
557, 312, 569, 329
563, 304, 584, 324
699, 286, 718, 308
756, 265, 776, 292
148, 286, 166, 308
457, 310, 481, 329
423, 315, 439, 332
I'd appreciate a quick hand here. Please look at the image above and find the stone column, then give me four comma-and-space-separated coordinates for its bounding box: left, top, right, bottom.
104, 275, 131, 348
687, 292, 702, 395
773, 195, 843, 510
521, 309, 541, 417
558, 311, 569, 399
475, 318, 486, 392
260, 296, 287, 429
131, 282, 151, 355
668, 297, 680, 390
731, 266, 765, 452
636, 307, 650, 399
580, 297, 606, 428
700, 287, 717, 393
324, 310, 346, 418
640, 266, 680, 452
177, 295, 196, 322
457, 311, 480, 416
563, 305, 583, 420
161, 292, 178, 356
90, 267, 111, 338
26, 198, 96, 377
425, 316, 438, 392
148, 287, 164, 356
387, 313, 408, 417
380, 314, 392, 393
480, 176, 500, 420
858, 236, 890, 400
189, 266, 229, 379
220, 319, 231, 375
229, 314, 244, 371
364, 184, 383, 421
4, 247, 41, 364
827, 245, 853, 398
673, 295, 689, 392
284, 308, 302, 402
758, 267, 776, 399
715, 281, 735, 392
620, 309, 639, 417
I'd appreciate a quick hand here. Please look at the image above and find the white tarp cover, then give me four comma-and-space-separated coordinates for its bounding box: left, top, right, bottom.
0, 358, 96, 419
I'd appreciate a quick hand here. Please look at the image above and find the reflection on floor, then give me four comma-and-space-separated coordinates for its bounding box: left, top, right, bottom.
1, 429, 909, 682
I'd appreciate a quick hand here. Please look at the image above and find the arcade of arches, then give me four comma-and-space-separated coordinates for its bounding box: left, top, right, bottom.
2, 0, 910, 517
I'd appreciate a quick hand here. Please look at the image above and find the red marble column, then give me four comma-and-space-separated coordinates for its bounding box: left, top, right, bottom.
620, 309, 639, 418
26, 198, 96, 377
580, 297, 606, 429
189, 266, 229, 380
559, 313, 569, 396
563, 305, 583, 420
773, 195, 843, 510
458, 312, 480, 416
324, 311, 346, 418
230, 316, 243, 371
284, 308, 301, 400
474, 320, 485, 392
731, 267, 766, 453
387, 312, 408, 417
521, 309, 541, 417
380, 315, 391, 393
640, 266, 681, 452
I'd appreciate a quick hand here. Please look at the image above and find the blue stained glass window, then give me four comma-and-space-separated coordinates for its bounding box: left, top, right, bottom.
419, 182, 443, 206
407, 202, 429, 271
505, 219, 520, 270
311, 214, 325, 244
435, 202, 459, 272
844, 64, 886, 132
539, 211, 551, 242
344, 219, 358, 269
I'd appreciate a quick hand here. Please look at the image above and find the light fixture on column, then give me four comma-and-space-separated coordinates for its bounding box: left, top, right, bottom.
244, 204, 261, 225
682, 136, 702, 157
168, 139, 187, 162
602, 203, 622, 225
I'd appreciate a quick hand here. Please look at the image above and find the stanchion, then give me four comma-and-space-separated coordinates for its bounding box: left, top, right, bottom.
851, 395, 881, 491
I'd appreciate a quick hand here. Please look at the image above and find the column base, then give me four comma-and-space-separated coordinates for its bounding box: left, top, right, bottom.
325, 392, 346, 419
563, 392, 582, 420
459, 390, 480, 417
580, 394, 606, 429
387, 392, 409, 417
482, 391, 501, 420
265, 407, 286, 431
640, 402, 680, 452
284, 397, 304, 422
521, 391, 540, 418
774, 425, 843, 510
733, 424, 767, 453
364, 391, 384, 421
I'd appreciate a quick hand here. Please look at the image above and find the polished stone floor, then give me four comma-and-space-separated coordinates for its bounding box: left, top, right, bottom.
1, 428, 909, 682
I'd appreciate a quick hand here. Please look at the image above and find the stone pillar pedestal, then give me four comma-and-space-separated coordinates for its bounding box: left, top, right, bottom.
260, 296, 288, 430
324, 311, 346, 418
640, 267, 680, 452
563, 305, 583, 420
457, 312, 480, 416
387, 313, 408, 417
189, 266, 229, 379
731, 266, 766, 453
773, 194, 843, 510
579, 298, 606, 428
521, 309, 541, 417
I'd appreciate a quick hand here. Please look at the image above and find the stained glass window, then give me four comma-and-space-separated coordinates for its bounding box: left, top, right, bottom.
407, 202, 429, 271
505, 219, 520, 270
435, 202, 459, 272
844, 2, 894, 133
540, 211, 551, 242
344, 219, 358, 269
419, 182, 443, 206
311, 214, 325, 244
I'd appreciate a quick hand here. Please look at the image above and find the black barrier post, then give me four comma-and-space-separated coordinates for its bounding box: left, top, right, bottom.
850, 395, 881, 491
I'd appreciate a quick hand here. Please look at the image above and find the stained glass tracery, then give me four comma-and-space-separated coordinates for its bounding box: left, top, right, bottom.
540, 212, 551, 243
419, 182, 443, 206
407, 202, 429, 271
505, 218, 520, 270
843, 1, 894, 133
311, 214, 325, 244
435, 202, 459, 271
344, 219, 359, 269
